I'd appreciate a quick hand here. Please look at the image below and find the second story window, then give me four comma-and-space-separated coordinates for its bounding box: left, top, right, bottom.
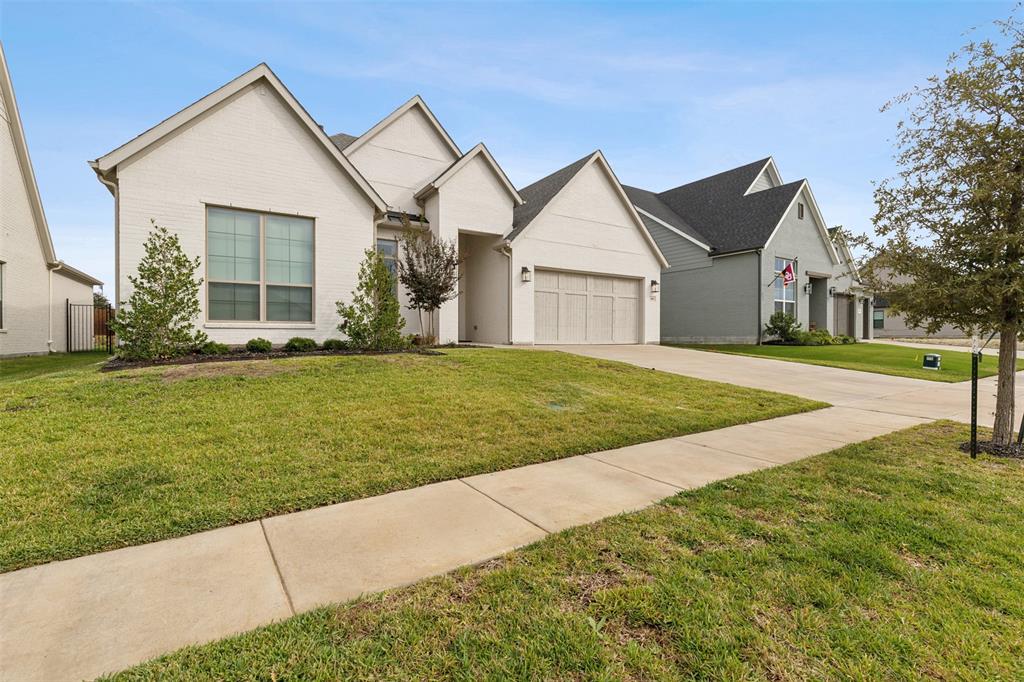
798, 202, 805, 219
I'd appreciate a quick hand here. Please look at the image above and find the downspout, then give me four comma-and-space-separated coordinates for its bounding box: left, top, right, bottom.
496, 239, 513, 345
756, 248, 763, 345
47, 264, 57, 351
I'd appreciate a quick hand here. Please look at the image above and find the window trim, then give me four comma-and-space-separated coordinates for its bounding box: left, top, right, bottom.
873, 309, 885, 330
204, 204, 316, 324
798, 202, 805, 219
376, 237, 399, 296
773, 256, 797, 319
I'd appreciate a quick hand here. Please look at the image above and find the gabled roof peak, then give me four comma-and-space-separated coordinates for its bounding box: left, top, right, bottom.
414, 142, 524, 206
342, 94, 461, 158
91, 62, 387, 212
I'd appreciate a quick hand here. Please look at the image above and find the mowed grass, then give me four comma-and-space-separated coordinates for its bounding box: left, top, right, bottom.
0, 351, 110, 383
108, 422, 1024, 681
676, 341, 1023, 382
0, 349, 821, 571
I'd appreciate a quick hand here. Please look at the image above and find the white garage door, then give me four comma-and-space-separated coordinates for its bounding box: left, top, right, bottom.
534, 269, 640, 344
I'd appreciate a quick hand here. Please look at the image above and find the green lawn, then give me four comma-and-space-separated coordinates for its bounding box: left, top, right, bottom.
676, 341, 1023, 382
0, 351, 110, 383
0, 349, 821, 572
107, 422, 1024, 681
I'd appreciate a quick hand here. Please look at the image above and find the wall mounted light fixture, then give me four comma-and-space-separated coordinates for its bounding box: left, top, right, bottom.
650, 280, 660, 294
521, 266, 532, 283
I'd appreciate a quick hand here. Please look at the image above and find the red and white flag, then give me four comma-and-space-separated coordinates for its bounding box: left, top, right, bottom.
781, 262, 795, 287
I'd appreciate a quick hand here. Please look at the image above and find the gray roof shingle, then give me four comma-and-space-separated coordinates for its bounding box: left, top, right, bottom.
622, 185, 710, 247
638, 158, 805, 256
329, 132, 358, 151
508, 152, 594, 240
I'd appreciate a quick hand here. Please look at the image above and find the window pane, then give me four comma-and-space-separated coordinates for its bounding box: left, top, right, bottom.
266, 216, 313, 285
208, 283, 259, 321
266, 285, 312, 322
208, 208, 259, 282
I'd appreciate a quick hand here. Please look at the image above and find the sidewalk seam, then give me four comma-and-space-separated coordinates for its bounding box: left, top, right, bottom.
458, 479, 553, 535
581, 453, 685, 491
259, 519, 296, 616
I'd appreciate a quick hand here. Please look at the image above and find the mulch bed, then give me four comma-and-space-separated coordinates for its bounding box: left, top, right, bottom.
959, 440, 1024, 459
101, 347, 445, 372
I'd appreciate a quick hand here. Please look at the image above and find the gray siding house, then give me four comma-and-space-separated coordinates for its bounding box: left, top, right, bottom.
625, 158, 873, 344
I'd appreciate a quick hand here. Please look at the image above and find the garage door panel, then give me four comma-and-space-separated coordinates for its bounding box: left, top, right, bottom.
589, 295, 614, 343
559, 293, 588, 342
534, 269, 640, 344
614, 300, 638, 343
535, 291, 559, 343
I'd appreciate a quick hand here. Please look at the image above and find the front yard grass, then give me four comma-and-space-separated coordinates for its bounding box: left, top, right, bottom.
107, 422, 1024, 681
677, 341, 1023, 382
0, 351, 110, 383
0, 349, 822, 571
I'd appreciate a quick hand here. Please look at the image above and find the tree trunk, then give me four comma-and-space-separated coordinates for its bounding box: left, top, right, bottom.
992, 325, 1018, 446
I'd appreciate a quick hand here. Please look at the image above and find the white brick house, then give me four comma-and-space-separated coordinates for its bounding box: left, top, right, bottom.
0, 43, 101, 357
92, 64, 665, 346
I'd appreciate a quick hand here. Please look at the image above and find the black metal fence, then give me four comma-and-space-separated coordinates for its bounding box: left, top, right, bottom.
67, 300, 115, 353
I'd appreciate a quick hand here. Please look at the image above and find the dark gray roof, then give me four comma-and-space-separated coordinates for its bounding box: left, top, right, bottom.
329, 132, 358, 151
623, 185, 710, 246
641, 158, 804, 256
508, 152, 594, 240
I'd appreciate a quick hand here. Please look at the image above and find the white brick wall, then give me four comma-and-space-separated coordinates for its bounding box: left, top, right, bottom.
0, 84, 51, 356
115, 83, 377, 346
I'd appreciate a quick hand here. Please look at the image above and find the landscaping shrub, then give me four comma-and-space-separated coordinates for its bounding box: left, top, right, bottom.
763, 312, 802, 343
245, 338, 273, 353
321, 338, 347, 351
198, 341, 230, 355
337, 249, 408, 351
283, 337, 317, 353
806, 329, 835, 346
836, 334, 857, 344
109, 222, 207, 360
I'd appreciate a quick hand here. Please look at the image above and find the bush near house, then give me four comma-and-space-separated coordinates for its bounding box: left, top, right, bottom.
283, 337, 317, 353
198, 341, 231, 355
109, 222, 207, 360
320, 339, 347, 351
337, 249, 407, 351
763, 312, 857, 346
245, 338, 273, 353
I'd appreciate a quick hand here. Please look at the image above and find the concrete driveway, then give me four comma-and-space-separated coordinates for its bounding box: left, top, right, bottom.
551, 344, 1022, 424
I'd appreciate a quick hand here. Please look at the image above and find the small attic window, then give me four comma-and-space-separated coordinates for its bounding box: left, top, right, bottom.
798, 203, 805, 219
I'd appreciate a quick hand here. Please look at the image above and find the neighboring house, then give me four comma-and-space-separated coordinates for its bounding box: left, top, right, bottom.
829, 226, 873, 340
91, 64, 665, 346
0, 43, 101, 357
870, 267, 964, 339
625, 157, 873, 343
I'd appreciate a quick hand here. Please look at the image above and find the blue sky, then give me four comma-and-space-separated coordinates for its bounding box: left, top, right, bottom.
2, 1, 1015, 290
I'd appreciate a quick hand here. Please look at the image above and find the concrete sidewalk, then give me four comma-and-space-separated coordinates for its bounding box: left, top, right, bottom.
1, 405, 929, 682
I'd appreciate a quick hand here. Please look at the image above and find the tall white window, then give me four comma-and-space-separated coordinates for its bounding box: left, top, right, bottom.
376, 238, 398, 295
207, 207, 314, 322
774, 257, 796, 317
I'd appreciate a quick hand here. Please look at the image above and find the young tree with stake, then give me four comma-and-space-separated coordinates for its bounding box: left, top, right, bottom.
860, 15, 1024, 447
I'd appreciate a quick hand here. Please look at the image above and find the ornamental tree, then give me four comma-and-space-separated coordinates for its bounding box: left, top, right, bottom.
397, 229, 462, 344
110, 221, 207, 360
859, 15, 1024, 446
